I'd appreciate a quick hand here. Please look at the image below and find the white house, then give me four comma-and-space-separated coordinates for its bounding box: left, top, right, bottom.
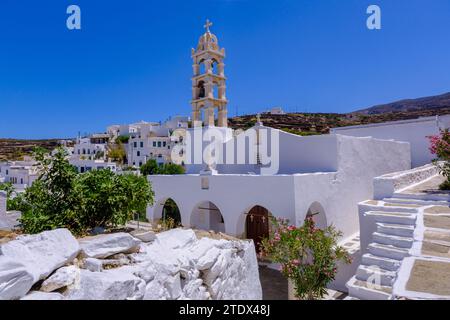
331, 115, 450, 168
124, 118, 189, 168
73, 136, 108, 160
265, 107, 285, 115
0, 160, 39, 191
69, 158, 117, 173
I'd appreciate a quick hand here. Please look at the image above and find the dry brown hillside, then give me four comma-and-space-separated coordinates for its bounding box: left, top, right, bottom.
0, 139, 62, 161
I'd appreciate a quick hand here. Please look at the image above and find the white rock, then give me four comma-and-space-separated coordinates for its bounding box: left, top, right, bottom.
130, 230, 156, 242
79, 232, 141, 259
83, 258, 103, 272
0, 228, 80, 283
181, 279, 210, 300
164, 273, 182, 299
40, 266, 80, 292
0, 256, 34, 300
195, 246, 222, 270
143, 279, 169, 300
64, 268, 145, 300
134, 262, 157, 283
155, 228, 197, 250
238, 240, 263, 300
20, 291, 65, 300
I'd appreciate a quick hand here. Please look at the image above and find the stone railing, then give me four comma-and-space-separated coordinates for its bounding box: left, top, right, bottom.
373, 164, 440, 200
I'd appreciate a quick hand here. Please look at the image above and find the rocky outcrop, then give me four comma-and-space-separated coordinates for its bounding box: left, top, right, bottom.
0, 228, 79, 283
64, 268, 145, 300
130, 230, 156, 242
21, 291, 65, 300
79, 232, 141, 259
0, 228, 262, 300
137, 229, 262, 300
0, 256, 34, 300
40, 266, 80, 292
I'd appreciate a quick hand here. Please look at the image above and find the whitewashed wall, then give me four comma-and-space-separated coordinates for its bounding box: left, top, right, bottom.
331, 115, 450, 168
185, 127, 339, 175
147, 134, 411, 240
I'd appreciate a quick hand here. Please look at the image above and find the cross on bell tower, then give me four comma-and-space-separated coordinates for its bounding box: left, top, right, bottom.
204, 19, 212, 32
191, 19, 228, 127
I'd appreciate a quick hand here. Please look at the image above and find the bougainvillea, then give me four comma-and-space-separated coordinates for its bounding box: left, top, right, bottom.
428, 129, 450, 190
260, 216, 351, 300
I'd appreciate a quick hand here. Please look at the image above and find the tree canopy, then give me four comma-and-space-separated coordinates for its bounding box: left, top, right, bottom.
19, 147, 154, 235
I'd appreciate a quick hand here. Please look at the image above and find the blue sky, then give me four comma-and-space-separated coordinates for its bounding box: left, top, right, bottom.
0, 0, 449, 139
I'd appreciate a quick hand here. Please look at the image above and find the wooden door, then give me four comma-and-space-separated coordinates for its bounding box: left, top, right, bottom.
246, 206, 269, 253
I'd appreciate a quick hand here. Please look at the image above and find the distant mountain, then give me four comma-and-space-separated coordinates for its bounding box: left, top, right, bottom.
354, 92, 450, 115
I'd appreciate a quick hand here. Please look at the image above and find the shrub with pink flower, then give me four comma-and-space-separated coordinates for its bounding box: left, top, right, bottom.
427, 129, 450, 190
260, 216, 351, 300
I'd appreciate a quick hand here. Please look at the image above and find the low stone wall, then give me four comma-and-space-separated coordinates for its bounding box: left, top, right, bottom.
373, 164, 440, 200
0, 228, 262, 300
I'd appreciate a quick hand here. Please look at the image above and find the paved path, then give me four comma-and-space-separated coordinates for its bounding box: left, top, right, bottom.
259, 265, 288, 300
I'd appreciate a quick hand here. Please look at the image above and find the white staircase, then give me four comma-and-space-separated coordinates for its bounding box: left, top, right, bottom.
347, 198, 419, 300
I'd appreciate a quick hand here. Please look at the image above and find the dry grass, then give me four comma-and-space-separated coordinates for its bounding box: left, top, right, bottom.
0, 230, 18, 244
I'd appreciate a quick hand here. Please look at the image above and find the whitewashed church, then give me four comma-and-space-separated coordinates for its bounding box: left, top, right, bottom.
146, 20, 412, 266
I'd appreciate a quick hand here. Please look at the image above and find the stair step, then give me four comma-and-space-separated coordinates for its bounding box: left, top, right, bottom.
361, 253, 401, 271
383, 197, 450, 207
376, 223, 415, 237
368, 243, 409, 260
365, 211, 416, 225
346, 276, 392, 300
356, 265, 397, 286
343, 296, 360, 300
392, 192, 450, 203
360, 202, 417, 213
373, 232, 414, 248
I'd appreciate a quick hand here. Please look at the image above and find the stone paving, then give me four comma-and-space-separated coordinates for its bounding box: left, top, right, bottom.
259, 265, 288, 300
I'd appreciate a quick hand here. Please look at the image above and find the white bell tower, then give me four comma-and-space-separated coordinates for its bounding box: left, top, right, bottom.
191, 19, 228, 127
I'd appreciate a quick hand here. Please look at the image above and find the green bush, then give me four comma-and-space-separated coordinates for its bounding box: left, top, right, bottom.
115, 135, 130, 144
19, 147, 154, 235
74, 169, 153, 230
140, 159, 185, 176
0, 182, 14, 198
261, 217, 351, 300
140, 159, 159, 176
159, 163, 185, 175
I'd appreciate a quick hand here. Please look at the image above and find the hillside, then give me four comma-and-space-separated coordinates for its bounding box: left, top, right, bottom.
0, 139, 62, 161
354, 92, 450, 115
229, 92, 450, 135
228, 108, 450, 136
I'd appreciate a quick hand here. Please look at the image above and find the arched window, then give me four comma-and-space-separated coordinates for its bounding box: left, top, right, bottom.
305, 202, 327, 230
198, 81, 205, 99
